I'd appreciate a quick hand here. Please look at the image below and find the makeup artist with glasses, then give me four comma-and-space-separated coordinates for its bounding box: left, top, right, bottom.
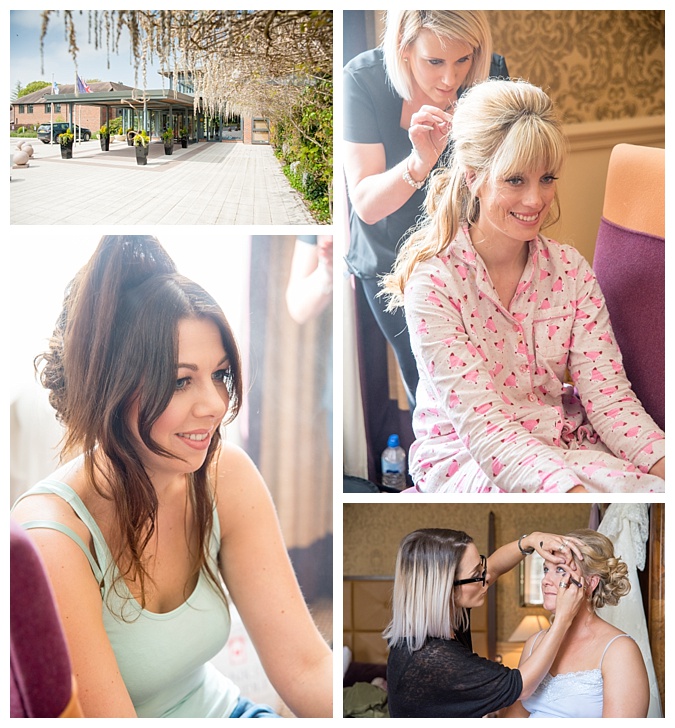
383, 529, 585, 718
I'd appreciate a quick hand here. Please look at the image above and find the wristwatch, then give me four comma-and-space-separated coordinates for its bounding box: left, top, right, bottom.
403, 154, 426, 190
518, 534, 535, 556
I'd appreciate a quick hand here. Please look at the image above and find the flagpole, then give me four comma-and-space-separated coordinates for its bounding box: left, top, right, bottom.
50, 74, 54, 144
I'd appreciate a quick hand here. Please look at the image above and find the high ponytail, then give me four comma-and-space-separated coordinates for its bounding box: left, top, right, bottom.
381, 78, 567, 309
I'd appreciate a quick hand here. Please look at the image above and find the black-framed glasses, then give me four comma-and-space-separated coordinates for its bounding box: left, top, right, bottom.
453, 554, 487, 587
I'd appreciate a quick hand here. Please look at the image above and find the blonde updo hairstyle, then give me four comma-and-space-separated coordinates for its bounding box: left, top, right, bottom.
383, 78, 568, 309
382, 10, 493, 102
566, 529, 631, 609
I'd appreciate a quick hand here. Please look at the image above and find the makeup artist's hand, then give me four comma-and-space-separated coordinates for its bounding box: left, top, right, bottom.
527, 531, 584, 569
553, 564, 585, 625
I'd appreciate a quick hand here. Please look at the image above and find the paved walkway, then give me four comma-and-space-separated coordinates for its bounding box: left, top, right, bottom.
10, 138, 317, 225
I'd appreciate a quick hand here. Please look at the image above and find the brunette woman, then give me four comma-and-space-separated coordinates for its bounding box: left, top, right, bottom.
11, 236, 332, 718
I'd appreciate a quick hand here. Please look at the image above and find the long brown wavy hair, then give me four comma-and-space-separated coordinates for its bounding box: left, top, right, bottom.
36, 235, 243, 612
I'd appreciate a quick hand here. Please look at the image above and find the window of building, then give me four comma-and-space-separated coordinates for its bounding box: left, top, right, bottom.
18, 105, 25, 113
45, 103, 51, 112
27, 105, 34, 114
54, 103, 61, 113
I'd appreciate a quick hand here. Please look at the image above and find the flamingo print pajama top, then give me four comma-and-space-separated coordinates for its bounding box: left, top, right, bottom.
404, 227, 665, 493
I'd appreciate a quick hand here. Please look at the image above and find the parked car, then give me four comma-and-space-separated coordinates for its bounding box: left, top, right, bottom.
37, 123, 92, 144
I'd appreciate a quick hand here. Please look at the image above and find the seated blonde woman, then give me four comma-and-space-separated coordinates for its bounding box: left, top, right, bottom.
382, 78, 665, 493
503, 529, 649, 718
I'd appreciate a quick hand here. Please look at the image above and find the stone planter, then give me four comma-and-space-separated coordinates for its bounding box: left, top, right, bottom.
60, 144, 73, 159
181, 138, 188, 149
135, 144, 149, 165
163, 143, 173, 155
100, 136, 110, 151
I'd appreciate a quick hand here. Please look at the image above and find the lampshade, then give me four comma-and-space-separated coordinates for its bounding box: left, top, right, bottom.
508, 614, 550, 642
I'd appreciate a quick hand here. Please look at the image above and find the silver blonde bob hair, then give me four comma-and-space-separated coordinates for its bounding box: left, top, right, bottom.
383, 78, 568, 308
382, 10, 493, 101
383, 528, 473, 653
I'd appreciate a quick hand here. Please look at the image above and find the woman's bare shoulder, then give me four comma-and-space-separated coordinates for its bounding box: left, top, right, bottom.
211, 440, 274, 536
12, 457, 93, 543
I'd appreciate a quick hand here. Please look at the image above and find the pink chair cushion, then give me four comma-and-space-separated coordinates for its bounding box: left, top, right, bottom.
10, 519, 74, 718
593, 217, 665, 431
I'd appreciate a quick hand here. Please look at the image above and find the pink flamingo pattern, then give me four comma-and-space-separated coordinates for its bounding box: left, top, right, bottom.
403, 227, 665, 493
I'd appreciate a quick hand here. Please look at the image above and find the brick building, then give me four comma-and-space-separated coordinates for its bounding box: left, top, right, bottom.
10, 81, 134, 131
10, 80, 269, 144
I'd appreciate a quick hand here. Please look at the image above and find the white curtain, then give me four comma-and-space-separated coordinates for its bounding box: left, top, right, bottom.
597, 503, 662, 718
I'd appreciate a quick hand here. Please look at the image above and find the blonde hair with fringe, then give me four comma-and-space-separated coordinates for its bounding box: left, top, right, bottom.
382, 78, 568, 309
383, 528, 473, 653
382, 10, 493, 102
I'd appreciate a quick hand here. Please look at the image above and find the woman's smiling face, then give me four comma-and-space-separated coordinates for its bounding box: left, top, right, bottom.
129, 317, 231, 482
473, 166, 558, 248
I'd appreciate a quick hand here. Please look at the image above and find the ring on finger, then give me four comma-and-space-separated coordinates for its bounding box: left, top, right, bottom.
558, 544, 565, 552
559, 580, 569, 589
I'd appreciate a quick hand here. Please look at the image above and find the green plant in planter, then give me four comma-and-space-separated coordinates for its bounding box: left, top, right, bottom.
179, 127, 188, 138
134, 130, 150, 147
99, 124, 110, 137
162, 127, 174, 144
58, 129, 74, 146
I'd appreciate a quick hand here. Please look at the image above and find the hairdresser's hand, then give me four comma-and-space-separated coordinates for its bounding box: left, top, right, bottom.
648, 457, 665, 480
551, 565, 585, 627
527, 532, 584, 569
316, 236, 333, 276
408, 105, 453, 179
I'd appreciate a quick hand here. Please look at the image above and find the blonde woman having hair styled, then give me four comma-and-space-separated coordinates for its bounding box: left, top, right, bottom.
504, 529, 649, 718
382, 78, 665, 493
384, 528, 585, 718
344, 10, 508, 408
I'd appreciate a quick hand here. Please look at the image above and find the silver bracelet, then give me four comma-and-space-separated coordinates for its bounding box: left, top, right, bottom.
402, 155, 426, 190
518, 534, 535, 556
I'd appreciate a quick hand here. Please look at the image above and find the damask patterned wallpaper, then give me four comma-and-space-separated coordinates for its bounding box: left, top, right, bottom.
367, 10, 665, 124
487, 10, 665, 123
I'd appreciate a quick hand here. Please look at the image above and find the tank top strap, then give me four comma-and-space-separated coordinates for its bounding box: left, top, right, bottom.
599, 633, 632, 668
528, 629, 547, 656
12, 479, 111, 586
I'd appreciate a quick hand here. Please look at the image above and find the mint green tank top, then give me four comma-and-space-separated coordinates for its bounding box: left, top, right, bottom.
13, 480, 240, 718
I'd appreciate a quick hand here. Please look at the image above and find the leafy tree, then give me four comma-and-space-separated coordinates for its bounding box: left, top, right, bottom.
18, 81, 51, 97
41, 10, 333, 221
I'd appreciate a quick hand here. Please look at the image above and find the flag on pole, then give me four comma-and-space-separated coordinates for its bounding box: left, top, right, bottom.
52, 80, 59, 95
76, 74, 91, 94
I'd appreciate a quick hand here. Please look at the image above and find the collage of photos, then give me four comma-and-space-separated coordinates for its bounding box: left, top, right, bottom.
8, 7, 666, 721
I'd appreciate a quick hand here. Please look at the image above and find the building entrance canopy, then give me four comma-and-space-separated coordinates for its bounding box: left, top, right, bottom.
45, 87, 196, 113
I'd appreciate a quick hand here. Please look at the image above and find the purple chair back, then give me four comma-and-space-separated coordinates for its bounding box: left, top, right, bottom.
10, 519, 74, 718
592, 143, 665, 432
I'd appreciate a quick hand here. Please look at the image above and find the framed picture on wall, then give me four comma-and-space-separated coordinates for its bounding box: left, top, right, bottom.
519, 552, 545, 606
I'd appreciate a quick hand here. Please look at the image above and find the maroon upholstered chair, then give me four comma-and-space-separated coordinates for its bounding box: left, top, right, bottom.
592, 143, 665, 431
10, 518, 83, 718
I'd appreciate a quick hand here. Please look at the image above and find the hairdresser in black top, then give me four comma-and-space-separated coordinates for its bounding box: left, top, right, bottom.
344, 10, 508, 408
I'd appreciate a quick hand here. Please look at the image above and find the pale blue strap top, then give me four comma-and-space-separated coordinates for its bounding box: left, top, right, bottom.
13, 479, 240, 718
521, 630, 633, 718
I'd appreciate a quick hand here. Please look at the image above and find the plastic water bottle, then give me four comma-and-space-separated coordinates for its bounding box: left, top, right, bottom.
381, 434, 407, 490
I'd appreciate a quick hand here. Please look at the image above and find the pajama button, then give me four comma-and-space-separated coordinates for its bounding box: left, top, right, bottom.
520, 364, 528, 373
527, 393, 536, 402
